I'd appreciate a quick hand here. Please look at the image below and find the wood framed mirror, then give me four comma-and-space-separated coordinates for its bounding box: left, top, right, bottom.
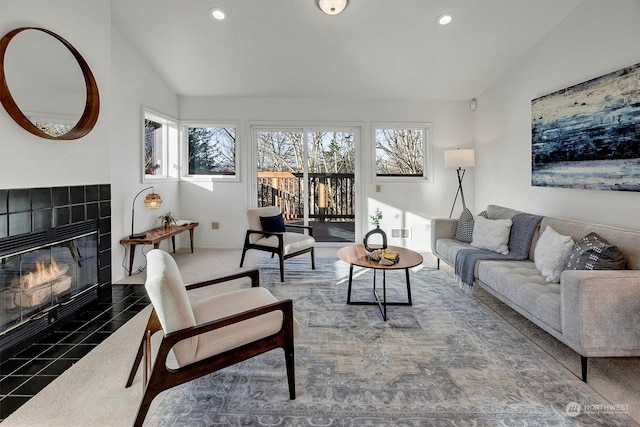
0, 27, 100, 140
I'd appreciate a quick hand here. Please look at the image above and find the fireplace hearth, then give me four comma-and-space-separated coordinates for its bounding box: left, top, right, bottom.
0, 185, 111, 358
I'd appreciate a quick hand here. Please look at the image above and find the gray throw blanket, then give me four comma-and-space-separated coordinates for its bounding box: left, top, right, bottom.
455, 213, 543, 288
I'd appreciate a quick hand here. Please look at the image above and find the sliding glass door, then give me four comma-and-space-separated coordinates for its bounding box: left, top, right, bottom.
254, 127, 357, 243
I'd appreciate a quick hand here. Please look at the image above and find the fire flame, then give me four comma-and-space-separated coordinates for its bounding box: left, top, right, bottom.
21, 259, 62, 289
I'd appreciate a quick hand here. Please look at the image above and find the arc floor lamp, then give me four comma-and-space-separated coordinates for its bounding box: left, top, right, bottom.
444, 148, 475, 218
130, 187, 162, 238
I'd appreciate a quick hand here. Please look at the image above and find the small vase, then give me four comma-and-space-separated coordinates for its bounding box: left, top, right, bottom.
164, 222, 171, 230
363, 227, 387, 252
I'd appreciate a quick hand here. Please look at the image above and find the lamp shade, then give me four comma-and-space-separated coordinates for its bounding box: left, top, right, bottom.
444, 149, 475, 169
144, 193, 162, 209
316, 0, 348, 15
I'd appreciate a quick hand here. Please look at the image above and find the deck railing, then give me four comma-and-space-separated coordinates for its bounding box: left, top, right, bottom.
258, 172, 355, 222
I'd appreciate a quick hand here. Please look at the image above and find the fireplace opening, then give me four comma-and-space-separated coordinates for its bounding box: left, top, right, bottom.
1, 221, 98, 336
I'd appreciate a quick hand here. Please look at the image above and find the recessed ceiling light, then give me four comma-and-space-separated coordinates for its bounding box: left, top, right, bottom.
210, 7, 227, 21
436, 13, 453, 26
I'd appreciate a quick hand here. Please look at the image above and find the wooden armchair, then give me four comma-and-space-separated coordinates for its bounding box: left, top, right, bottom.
125, 249, 297, 426
239, 206, 315, 282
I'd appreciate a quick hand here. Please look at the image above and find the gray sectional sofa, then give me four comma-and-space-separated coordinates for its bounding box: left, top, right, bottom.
431, 205, 640, 382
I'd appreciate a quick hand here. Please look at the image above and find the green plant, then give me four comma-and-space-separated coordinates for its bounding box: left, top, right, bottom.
157, 211, 177, 225
369, 207, 382, 228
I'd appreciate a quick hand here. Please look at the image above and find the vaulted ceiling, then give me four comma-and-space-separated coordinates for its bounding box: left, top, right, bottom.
111, 0, 582, 100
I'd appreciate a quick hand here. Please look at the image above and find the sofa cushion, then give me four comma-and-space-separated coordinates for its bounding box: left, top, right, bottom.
435, 238, 472, 268
486, 205, 522, 220
476, 260, 561, 332
534, 225, 575, 282
455, 208, 474, 243
455, 209, 488, 243
565, 232, 628, 270
471, 216, 512, 255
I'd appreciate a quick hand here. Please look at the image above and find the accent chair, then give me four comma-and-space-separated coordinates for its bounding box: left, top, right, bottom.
126, 249, 297, 426
239, 206, 315, 282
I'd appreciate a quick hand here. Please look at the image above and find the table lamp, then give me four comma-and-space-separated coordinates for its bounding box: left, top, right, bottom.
130, 186, 162, 238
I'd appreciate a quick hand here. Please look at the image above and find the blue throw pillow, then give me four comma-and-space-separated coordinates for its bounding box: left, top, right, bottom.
260, 214, 286, 232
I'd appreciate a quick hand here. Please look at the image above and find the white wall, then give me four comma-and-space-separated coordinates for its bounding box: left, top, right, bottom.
110, 26, 179, 280
0, 1, 181, 282
474, 0, 640, 230
178, 96, 475, 251
0, 0, 111, 187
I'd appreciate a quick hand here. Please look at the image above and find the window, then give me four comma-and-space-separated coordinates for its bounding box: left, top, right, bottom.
144, 119, 163, 176
183, 123, 238, 179
143, 108, 178, 182
252, 126, 358, 243
373, 124, 431, 181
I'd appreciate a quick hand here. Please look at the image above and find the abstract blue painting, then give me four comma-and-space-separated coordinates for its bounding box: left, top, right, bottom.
531, 63, 640, 191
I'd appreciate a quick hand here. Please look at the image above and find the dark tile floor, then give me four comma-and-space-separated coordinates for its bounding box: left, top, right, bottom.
0, 285, 149, 421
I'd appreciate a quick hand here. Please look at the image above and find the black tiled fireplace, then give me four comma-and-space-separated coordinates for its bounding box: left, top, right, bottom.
0, 185, 111, 358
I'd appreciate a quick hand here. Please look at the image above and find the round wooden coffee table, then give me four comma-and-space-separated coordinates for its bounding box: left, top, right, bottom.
337, 244, 423, 321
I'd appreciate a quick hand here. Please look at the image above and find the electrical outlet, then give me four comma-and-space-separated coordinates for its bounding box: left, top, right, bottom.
391, 228, 412, 239
211, 222, 220, 230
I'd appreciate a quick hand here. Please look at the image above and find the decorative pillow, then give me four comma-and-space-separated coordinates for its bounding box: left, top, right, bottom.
470, 216, 512, 255
564, 232, 628, 270
455, 209, 489, 243
455, 208, 475, 243
259, 214, 286, 232
534, 226, 575, 282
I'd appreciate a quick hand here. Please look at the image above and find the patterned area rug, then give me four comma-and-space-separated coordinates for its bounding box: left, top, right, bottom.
252, 252, 342, 283
145, 257, 633, 426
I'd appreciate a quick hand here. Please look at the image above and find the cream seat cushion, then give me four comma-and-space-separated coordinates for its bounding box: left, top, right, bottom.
145, 249, 299, 368
254, 232, 315, 255
192, 287, 300, 364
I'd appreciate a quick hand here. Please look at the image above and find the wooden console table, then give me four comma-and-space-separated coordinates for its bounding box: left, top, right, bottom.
120, 222, 199, 276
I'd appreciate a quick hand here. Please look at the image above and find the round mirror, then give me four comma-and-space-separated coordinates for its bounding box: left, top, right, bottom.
0, 27, 99, 140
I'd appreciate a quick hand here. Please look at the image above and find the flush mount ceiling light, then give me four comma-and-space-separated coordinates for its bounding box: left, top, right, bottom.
210, 7, 227, 20
316, 0, 349, 16
436, 13, 454, 25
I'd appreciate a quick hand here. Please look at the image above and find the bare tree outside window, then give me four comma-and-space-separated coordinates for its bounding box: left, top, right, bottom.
375, 128, 425, 177
188, 126, 236, 175
144, 119, 163, 176
256, 130, 355, 174
308, 131, 355, 174
255, 129, 356, 229
257, 131, 304, 173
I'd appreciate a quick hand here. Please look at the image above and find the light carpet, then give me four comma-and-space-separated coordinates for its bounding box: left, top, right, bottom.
3, 250, 639, 426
